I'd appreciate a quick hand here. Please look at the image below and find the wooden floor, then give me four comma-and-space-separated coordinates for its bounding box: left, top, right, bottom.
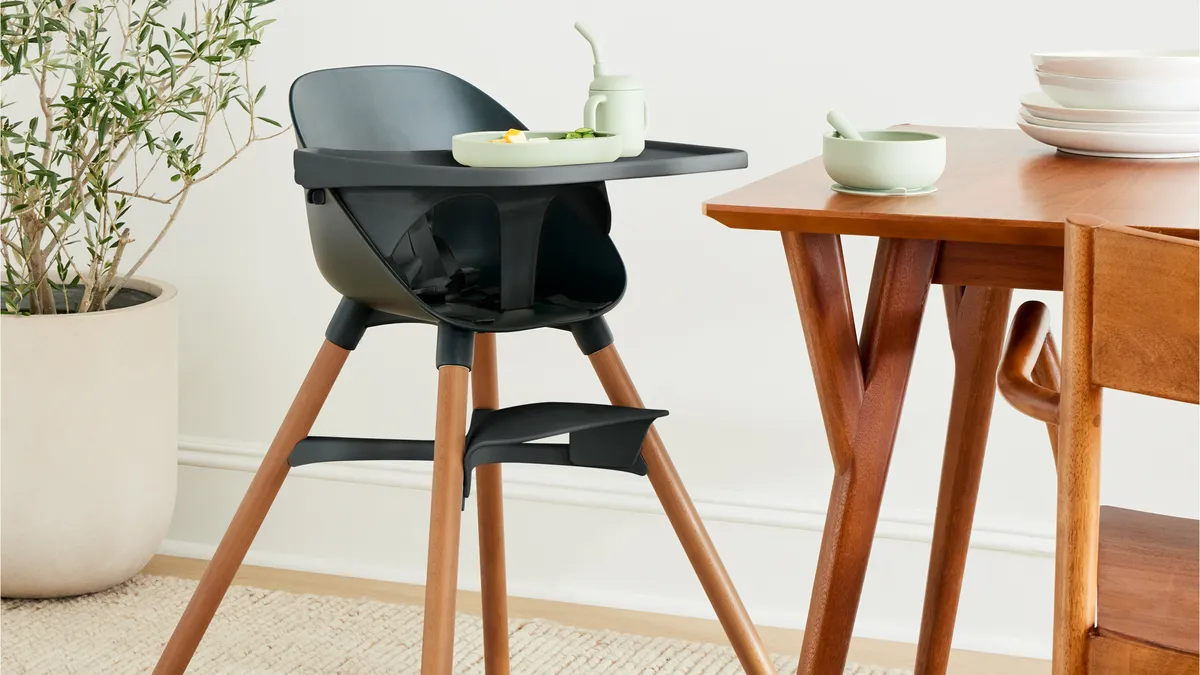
143, 555, 1049, 675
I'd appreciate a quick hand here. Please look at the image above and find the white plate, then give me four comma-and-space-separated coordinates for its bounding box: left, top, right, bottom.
1016, 117, 1200, 158
1058, 148, 1200, 159
1019, 92, 1200, 124
451, 131, 621, 168
1036, 71, 1200, 111
1032, 49, 1200, 80
1018, 108, 1200, 134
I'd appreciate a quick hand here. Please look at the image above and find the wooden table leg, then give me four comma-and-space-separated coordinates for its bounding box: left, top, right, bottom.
472, 333, 510, 675
153, 340, 350, 675
782, 233, 938, 675
588, 345, 777, 675
914, 285, 1013, 675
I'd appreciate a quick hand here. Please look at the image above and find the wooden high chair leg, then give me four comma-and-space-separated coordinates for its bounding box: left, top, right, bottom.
587, 344, 777, 675
472, 333, 510, 675
153, 340, 351, 675
421, 364, 471, 675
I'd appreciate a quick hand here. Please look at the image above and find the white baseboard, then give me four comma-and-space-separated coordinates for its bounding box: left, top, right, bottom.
167, 435, 1055, 660
178, 435, 1053, 557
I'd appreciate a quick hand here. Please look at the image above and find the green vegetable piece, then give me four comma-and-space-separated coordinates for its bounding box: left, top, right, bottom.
564, 132, 582, 139
575, 127, 594, 134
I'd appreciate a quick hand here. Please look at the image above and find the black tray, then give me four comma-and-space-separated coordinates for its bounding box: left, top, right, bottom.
294, 140, 748, 189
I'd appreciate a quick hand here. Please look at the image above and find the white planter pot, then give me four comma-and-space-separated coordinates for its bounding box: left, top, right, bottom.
1, 277, 178, 598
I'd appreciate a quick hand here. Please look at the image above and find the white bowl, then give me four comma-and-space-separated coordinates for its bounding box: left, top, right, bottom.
822, 130, 946, 191
1032, 49, 1200, 80
1019, 91, 1200, 124
1037, 70, 1200, 111
1032, 48, 1200, 79
1016, 117, 1200, 158
1019, 108, 1200, 134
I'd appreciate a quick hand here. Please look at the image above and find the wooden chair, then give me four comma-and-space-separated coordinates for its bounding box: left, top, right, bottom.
998, 215, 1199, 675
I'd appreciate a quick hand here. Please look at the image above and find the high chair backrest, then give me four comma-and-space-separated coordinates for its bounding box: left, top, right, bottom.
1069, 215, 1200, 404
290, 65, 522, 151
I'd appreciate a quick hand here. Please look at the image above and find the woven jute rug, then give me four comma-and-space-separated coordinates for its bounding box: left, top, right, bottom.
2, 575, 910, 674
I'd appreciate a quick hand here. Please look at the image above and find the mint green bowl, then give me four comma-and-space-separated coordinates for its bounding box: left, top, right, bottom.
822, 130, 946, 191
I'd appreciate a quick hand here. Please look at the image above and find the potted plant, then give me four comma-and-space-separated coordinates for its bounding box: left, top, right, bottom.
0, 0, 284, 597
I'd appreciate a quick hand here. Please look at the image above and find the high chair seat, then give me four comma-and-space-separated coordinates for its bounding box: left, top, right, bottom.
290, 65, 744, 332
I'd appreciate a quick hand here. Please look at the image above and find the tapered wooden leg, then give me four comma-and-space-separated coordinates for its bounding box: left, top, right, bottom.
153, 340, 350, 675
472, 333, 510, 675
914, 286, 1013, 675
782, 233, 938, 675
587, 345, 776, 675
421, 365, 470, 675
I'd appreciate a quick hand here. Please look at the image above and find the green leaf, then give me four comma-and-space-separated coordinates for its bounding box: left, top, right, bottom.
149, 43, 174, 84
254, 85, 266, 103
256, 116, 281, 127
110, 100, 137, 119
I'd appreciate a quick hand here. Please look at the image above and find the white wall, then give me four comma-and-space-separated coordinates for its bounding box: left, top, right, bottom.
142, 0, 1199, 661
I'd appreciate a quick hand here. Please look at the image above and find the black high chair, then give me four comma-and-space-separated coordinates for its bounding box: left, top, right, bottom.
154, 66, 774, 675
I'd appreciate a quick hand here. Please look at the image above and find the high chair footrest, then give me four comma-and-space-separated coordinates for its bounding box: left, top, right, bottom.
289, 437, 434, 467
462, 402, 667, 499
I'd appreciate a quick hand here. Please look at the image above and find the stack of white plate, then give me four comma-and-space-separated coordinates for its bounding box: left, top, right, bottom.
1018, 50, 1200, 159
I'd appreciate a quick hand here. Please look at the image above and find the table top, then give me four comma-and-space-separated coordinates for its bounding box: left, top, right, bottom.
704, 126, 1199, 246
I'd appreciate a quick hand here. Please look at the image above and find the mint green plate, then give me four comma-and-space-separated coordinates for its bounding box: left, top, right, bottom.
451, 131, 622, 168
831, 183, 937, 197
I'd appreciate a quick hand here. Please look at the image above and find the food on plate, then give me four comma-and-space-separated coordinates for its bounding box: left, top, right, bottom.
488, 129, 528, 144
486, 128, 599, 144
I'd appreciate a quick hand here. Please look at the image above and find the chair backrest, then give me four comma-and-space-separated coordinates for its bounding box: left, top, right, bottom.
1072, 216, 1200, 404
290, 65, 522, 151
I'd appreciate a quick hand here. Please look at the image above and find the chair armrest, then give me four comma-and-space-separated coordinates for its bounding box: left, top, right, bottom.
999, 301, 1061, 424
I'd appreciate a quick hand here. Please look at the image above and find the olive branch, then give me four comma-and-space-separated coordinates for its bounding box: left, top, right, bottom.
0, 0, 285, 313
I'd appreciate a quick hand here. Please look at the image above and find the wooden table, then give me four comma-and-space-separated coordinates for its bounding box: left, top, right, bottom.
703, 127, 1199, 675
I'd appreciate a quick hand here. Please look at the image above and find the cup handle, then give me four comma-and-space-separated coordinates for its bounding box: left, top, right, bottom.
584, 94, 606, 130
